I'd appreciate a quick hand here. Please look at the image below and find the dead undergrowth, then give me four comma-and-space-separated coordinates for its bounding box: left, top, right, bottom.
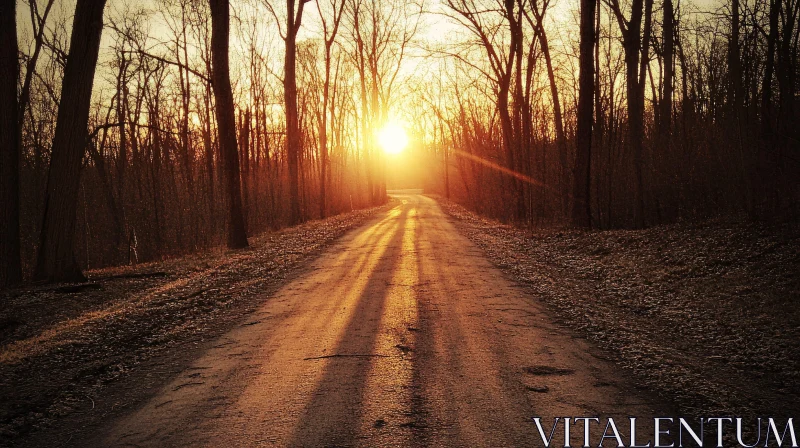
439, 197, 800, 418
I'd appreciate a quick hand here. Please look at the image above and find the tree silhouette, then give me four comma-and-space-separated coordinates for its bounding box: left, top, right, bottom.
35, 0, 108, 282
0, 0, 21, 287
210, 0, 249, 249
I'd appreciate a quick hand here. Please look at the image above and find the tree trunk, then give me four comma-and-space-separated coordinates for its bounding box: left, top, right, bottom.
35, 0, 107, 282
512, 4, 527, 222
354, 16, 373, 206
210, 0, 248, 249
239, 108, 251, 224
0, 0, 21, 287
776, 0, 798, 146
320, 42, 333, 218
623, 0, 646, 228
638, 0, 654, 92
760, 0, 778, 138
285, 0, 304, 225
534, 16, 568, 217
370, 63, 384, 204
500, 0, 521, 221
115, 51, 128, 250
573, 0, 596, 228
497, 82, 515, 211
444, 142, 450, 199
728, 0, 743, 114
660, 0, 674, 135
203, 80, 215, 216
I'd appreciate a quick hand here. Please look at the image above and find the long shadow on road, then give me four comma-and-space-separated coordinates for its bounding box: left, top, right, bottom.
287, 205, 410, 447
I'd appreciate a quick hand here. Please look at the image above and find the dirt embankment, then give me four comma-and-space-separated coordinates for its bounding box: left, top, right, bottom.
0, 204, 389, 443
439, 198, 800, 418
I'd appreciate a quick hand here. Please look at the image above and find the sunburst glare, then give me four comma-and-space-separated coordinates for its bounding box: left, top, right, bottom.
378, 122, 409, 155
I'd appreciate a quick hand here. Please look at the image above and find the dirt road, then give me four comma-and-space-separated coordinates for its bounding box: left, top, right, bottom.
85, 194, 665, 447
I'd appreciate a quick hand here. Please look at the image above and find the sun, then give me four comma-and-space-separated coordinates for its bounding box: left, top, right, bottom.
377, 122, 409, 155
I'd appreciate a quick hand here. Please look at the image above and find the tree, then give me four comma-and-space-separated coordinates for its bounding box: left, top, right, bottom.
524, 0, 568, 214
444, 0, 522, 219
775, 0, 799, 147
19, 0, 57, 129
760, 0, 779, 139
35, 0, 108, 282
573, 0, 597, 228
347, 0, 374, 204
608, 0, 647, 227
275, 0, 312, 225
0, 0, 21, 287
659, 0, 674, 135
210, 0, 249, 248
727, 0, 743, 115
316, 0, 346, 218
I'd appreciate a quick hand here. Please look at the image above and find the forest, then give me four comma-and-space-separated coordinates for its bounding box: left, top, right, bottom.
0, 0, 798, 286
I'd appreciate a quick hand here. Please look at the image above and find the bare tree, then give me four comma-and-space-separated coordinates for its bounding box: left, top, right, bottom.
443, 0, 522, 218
347, 0, 374, 204
523, 0, 568, 213
210, 0, 249, 248
608, 0, 647, 227
316, 0, 347, 218
573, 0, 597, 227
727, 0, 743, 115
269, 0, 312, 225
760, 0, 779, 139
0, 0, 21, 287
35, 0, 108, 282
660, 0, 674, 135
19, 0, 57, 128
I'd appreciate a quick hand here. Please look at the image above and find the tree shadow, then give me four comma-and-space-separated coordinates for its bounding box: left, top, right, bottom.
287, 205, 410, 447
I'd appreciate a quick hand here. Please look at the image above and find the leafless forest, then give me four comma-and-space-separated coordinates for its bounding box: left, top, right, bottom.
1, 0, 798, 286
